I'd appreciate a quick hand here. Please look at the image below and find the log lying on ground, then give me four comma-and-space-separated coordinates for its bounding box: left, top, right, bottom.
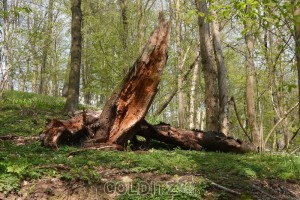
40, 113, 254, 153
137, 120, 255, 153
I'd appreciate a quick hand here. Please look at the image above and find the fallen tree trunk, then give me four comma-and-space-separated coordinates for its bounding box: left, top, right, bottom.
40, 15, 255, 153
137, 120, 255, 153
40, 112, 254, 153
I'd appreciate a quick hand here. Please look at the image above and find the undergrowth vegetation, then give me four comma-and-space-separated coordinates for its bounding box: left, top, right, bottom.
0, 91, 299, 198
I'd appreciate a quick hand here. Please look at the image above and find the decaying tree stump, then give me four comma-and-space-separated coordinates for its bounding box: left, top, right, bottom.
92, 14, 171, 146
40, 16, 255, 153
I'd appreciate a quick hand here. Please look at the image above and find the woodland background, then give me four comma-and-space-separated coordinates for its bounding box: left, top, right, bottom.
0, 0, 299, 151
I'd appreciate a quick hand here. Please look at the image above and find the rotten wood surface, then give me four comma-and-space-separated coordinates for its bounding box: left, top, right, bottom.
137, 120, 255, 153
39, 113, 254, 153
93, 14, 171, 146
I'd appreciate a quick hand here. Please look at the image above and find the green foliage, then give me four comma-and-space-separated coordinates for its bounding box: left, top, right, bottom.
0, 174, 20, 194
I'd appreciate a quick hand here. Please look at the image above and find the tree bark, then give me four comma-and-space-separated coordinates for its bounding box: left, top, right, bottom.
93, 15, 171, 146
40, 112, 254, 153
293, 0, 300, 127
189, 62, 199, 129
195, 0, 219, 131
63, 0, 82, 113
175, 0, 185, 128
211, 9, 229, 135
39, 0, 54, 94
244, 5, 260, 148
120, 0, 129, 72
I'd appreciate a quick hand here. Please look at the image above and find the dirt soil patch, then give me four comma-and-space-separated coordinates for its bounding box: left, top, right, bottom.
1, 168, 299, 200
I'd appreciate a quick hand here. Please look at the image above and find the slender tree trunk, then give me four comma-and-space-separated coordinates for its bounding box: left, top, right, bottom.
137, 0, 144, 52
153, 57, 198, 117
30, 0, 38, 93
120, 0, 129, 72
211, 9, 229, 135
175, 0, 185, 128
189, 62, 199, 129
63, 0, 82, 113
53, 39, 59, 97
293, 0, 300, 125
244, 5, 260, 147
39, 0, 54, 94
0, 0, 9, 96
81, 18, 91, 105
62, 56, 71, 97
195, 0, 219, 132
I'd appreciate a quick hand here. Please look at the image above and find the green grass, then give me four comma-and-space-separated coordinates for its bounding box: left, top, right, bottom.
0, 90, 66, 136
0, 91, 299, 197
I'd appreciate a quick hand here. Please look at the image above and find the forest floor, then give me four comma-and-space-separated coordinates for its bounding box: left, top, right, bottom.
0, 91, 299, 200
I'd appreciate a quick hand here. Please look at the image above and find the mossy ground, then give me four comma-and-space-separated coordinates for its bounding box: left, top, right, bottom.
0, 91, 299, 199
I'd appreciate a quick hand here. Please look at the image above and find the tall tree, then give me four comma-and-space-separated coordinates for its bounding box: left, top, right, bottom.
0, 0, 9, 96
244, 5, 260, 147
189, 61, 199, 129
195, 0, 219, 131
63, 0, 82, 113
211, 7, 229, 135
175, 0, 185, 128
120, 0, 129, 72
294, 0, 300, 125
39, 0, 54, 94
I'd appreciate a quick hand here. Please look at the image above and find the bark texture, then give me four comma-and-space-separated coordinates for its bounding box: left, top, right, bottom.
211, 9, 229, 135
93, 15, 171, 145
293, 0, 300, 126
39, 0, 54, 94
195, 0, 219, 132
63, 0, 82, 113
175, 0, 185, 128
40, 113, 254, 153
244, 6, 260, 147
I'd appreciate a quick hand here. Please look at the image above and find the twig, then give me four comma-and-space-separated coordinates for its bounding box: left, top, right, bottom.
252, 185, 277, 199
290, 147, 300, 155
290, 126, 300, 142
0, 135, 19, 140
230, 97, 252, 144
153, 55, 199, 116
264, 102, 299, 146
210, 182, 241, 195
68, 146, 117, 156
34, 164, 70, 170
191, 173, 241, 196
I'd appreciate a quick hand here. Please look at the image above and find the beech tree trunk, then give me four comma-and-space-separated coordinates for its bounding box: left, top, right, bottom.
211, 9, 229, 136
63, 0, 82, 113
39, 0, 54, 94
244, 5, 260, 148
293, 0, 300, 126
189, 61, 199, 129
175, 0, 185, 128
195, 0, 219, 131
